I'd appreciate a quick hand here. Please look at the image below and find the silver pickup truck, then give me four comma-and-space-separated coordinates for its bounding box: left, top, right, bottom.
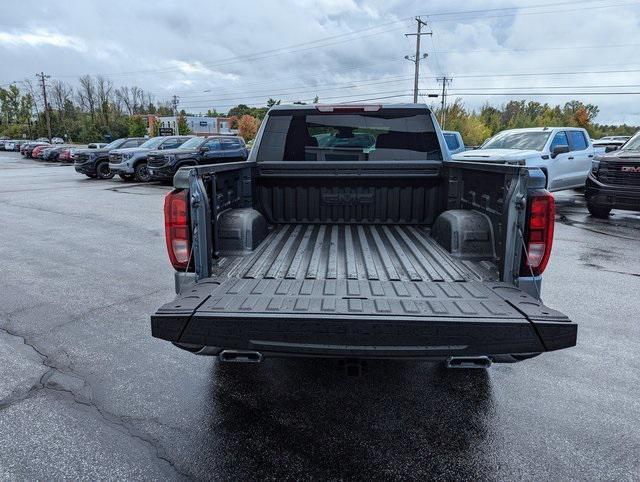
151, 104, 576, 368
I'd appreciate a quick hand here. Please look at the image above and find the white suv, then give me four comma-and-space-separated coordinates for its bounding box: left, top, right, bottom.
452, 127, 594, 191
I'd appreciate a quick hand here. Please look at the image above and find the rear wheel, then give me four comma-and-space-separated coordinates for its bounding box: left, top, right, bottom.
134, 162, 152, 182
96, 161, 114, 180
587, 203, 611, 218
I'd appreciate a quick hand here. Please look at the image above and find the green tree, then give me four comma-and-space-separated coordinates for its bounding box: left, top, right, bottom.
177, 114, 191, 135
128, 115, 147, 137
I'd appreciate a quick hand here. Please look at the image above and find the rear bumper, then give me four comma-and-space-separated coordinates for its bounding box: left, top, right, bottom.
585, 173, 640, 211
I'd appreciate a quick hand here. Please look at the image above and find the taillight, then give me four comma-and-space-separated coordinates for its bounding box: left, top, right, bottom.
522, 191, 555, 276
164, 189, 191, 270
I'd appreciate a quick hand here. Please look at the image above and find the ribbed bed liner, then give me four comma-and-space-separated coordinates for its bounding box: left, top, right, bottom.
234, 224, 476, 282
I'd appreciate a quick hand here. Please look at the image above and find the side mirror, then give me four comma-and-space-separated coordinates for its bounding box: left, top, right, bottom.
551, 145, 569, 158
605, 145, 618, 153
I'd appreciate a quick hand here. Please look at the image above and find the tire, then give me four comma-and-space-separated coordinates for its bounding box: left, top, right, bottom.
119, 173, 135, 181
134, 162, 152, 182
587, 203, 611, 218
85, 173, 97, 178
95, 161, 114, 180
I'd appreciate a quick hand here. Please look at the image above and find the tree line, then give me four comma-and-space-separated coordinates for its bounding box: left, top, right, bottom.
1, 78, 637, 145
0, 77, 175, 142
434, 99, 638, 146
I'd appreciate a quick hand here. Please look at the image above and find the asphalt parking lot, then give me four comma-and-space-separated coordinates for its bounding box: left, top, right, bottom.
0, 151, 639, 480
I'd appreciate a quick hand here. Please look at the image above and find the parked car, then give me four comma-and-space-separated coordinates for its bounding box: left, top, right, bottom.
13, 140, 28, 151
74, 137, 146, 179
31, 144, 52, 159
36, 137, 49, 142
51, 137, 64, 144
109, 135, 193, 182
87, 142, 108, 149
42, 145, 69, 162
58, 147, 77, 163
147, 135, 248, 181
21, 141, 49, 157
585, 130, 640, 218
452, 127, 594, 192
151, 103, 576, 367
5, 139, 27, 151
592, 138, 626, 156
442, 130, 465, 155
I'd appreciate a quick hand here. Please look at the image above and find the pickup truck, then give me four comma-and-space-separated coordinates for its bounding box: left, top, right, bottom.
586, 129, 640, 217
151, 104, 576, 368
147, 135, 248, 181
453, 127, 594, 192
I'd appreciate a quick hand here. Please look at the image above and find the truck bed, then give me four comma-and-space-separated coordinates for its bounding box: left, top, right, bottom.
152, 223, 575, 358
231, 224, 485, 282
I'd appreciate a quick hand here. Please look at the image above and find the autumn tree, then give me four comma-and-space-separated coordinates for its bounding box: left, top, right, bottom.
238, 115, 260, 141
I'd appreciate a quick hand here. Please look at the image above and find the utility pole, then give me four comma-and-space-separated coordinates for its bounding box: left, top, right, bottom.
405, 17, 432, 103
36, 72, 52, 141
171, 95, 180, 134
437, 77, 452, 129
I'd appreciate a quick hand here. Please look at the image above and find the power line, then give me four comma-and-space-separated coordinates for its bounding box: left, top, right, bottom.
453, 67, 640, 79
447, 84, 640, 90
417, 0, 624, 18
423, 0, 640, 23
48, 1, 637, 81
174, 75, 414, 102
51, 23, 409, 80
423, 90, 640, 96
179, 89, 414, 109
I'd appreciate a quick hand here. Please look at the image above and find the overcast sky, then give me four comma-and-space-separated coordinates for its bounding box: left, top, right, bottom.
1, 0, 639, 124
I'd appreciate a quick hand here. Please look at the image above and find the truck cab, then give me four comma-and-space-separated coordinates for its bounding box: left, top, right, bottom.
151, 104, 576, 367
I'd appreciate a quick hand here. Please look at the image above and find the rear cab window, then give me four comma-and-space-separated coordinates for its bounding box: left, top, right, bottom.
256, 107, 442, 162
444, 133, 460, 151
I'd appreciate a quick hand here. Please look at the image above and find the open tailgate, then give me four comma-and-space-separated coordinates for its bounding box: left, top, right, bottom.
152, 277, 576, 358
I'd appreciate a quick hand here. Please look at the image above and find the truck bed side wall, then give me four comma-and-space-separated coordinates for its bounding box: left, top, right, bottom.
444, 161, 529, 283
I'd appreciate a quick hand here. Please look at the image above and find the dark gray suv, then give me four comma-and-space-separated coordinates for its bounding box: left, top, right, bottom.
74, 137, 146, 179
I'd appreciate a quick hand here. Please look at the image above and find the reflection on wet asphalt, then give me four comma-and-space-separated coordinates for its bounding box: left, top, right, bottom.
0, 155, 639, 480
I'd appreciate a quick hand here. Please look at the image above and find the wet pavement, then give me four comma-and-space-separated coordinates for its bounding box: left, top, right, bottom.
0, 151, 639, 480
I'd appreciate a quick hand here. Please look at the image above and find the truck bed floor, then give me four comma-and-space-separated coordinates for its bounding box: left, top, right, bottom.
229, 224, 485, 283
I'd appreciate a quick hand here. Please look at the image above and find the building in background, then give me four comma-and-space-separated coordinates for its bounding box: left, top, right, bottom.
153, 116, 236, 136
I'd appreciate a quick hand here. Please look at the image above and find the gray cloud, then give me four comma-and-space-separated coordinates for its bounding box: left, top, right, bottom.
1, 0, 639, 124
